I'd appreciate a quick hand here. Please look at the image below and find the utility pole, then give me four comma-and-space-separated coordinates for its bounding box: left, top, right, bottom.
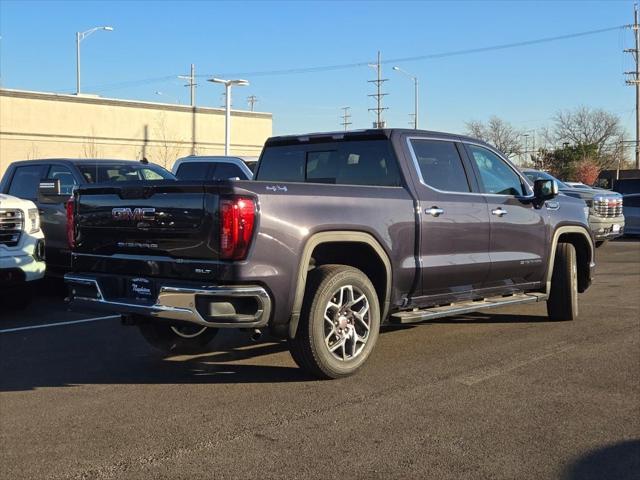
625, 3, 640, 168
247, 95, 258, 111
340, 106, 352, 131
178, 64, 197, 107
368, 51, 388, 128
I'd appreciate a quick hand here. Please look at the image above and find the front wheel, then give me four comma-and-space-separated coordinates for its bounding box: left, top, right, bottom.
137, 321, 218, 354
547, 242, 579, 321
288, 264, 380, 379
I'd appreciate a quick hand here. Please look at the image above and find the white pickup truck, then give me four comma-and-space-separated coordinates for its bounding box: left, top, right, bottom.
0, 194, 46, 307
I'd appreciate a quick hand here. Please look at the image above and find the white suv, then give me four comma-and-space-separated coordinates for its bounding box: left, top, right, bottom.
0, 194, 46, 307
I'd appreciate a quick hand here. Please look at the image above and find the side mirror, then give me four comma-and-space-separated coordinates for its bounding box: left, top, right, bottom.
38, 179, 68, 203
533, 179, 558, 203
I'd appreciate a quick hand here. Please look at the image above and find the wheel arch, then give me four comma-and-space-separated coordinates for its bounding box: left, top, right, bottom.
547, 226, 594, 294
288, 231, 392, 338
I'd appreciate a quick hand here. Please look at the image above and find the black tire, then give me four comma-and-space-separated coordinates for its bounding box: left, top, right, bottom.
137, 321, 219, 354
595, 240, 606, 248
288, 264, 380, 379
547, 242, 579, 321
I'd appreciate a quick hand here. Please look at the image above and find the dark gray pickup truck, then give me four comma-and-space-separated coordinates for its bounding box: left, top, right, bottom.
66, 129, 595, 378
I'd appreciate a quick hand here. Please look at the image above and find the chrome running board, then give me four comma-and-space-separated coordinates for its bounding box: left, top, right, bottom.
390, 292, 548, 324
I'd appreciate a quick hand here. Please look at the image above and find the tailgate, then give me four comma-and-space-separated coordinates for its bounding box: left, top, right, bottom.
74, 182, 219, 260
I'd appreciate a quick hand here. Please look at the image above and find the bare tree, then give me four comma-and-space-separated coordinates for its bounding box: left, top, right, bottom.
465, 116, 523, 158
548, 106, 624, 169
153, 113, 183, 169
26, 143, 39, 160
81, 129, 99, 158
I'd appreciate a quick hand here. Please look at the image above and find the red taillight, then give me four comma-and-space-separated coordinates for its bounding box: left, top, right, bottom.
219, 196, 256, 260
66, 197, 75, 249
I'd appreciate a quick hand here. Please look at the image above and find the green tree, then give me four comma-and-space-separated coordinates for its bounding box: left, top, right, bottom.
540, 143, 599, 180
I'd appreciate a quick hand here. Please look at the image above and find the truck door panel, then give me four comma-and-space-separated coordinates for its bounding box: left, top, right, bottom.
406, 138, 492, 299
463, 143, 548, 288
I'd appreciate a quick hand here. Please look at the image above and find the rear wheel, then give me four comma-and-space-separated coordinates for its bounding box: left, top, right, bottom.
137, 320, 218, 354
288, 265, 380, 379
547, 242, 579, 321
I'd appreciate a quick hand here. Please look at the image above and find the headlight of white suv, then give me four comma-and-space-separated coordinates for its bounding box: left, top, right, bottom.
27, 208, 40, 234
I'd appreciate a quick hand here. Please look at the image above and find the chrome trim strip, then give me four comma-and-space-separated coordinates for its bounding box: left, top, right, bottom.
64, 274, 271, 329
404, 136, 535, 198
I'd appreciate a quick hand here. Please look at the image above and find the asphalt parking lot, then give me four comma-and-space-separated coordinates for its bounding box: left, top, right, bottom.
0, 240, 638, 480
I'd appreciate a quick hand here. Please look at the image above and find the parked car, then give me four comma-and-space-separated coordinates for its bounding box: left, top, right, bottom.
522, 169, 624, 246
66, 129, 595, 379
623, 194, 640, 236
0, 194, 45, 307
172, 156, 258, 181
0, 159, 175, 275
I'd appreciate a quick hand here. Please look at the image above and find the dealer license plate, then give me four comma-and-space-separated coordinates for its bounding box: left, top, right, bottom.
128, 277, 155, 302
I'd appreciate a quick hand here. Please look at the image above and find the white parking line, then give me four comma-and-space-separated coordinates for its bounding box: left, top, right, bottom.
0, 315, 120, 334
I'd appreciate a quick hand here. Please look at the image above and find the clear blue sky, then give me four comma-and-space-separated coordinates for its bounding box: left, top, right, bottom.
0, 0, 635, 141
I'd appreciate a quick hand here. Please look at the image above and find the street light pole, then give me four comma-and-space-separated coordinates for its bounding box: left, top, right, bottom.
208, 78, 249, 155
76, 32, 81, 95
224, 83, 231, 155
75, 26, 114, 95
393, 66, 419, 129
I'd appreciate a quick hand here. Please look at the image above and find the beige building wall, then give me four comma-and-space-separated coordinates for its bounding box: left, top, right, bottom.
0, 88, 272, 178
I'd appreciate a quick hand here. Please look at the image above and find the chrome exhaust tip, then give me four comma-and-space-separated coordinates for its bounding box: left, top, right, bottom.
250, 328, 262, 342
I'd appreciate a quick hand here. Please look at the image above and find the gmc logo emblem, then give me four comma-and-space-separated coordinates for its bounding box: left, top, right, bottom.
112, 207, 156, 221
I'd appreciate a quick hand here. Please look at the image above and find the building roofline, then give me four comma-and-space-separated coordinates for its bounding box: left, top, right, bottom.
0, 87, 272, 119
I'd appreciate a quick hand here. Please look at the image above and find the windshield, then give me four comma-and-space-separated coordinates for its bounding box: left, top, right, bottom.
77, 163, 175, 183
523, 170, 569, 189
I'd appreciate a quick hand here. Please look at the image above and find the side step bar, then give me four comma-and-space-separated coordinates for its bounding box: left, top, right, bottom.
390, 292, 548, 325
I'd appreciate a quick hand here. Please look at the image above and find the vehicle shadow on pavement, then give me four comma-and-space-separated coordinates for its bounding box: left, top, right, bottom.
0, 329, 318, 392
562, 439, 640, 480
0, 310, 561, 392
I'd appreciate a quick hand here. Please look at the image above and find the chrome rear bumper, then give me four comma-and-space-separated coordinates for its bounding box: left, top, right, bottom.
65, 274, 271, 329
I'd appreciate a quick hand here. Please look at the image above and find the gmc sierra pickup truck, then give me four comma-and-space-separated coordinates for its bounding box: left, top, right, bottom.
65, 129, 595, 379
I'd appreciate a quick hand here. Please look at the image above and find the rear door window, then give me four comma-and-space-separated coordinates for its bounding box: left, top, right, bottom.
46, 165, 78, 195
409, 139, 471, 192
256, 139, 402, 187
8, 165, 44, 200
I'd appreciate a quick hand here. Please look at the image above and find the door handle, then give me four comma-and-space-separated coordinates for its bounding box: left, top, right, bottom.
425, 207, 444, 217
491, 207, 508, 217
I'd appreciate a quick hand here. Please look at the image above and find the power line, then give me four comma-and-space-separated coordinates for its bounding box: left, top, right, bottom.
247, 95, 258, 111
340, 106, 352, 131
201, 25, 624, 78
624, 3, 639, 168
177, 64, 197, 107
85, 24, 624, 93
368, 51, 388, 128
